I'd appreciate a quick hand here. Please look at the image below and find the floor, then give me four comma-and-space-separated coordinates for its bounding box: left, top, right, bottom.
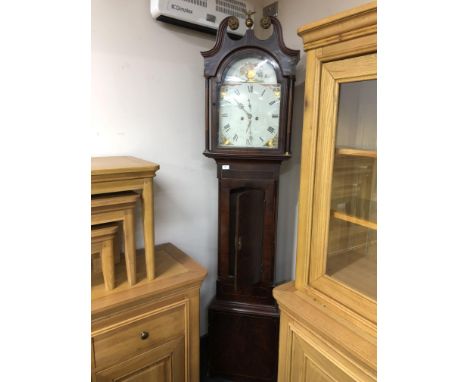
200, 335, 232, 382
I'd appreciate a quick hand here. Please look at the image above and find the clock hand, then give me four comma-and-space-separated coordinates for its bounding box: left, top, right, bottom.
246, 119, 253, 143
234, 99, 252, 119
246, 119, 254, 145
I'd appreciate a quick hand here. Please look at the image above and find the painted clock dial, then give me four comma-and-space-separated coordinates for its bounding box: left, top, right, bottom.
218, 57, 281, 149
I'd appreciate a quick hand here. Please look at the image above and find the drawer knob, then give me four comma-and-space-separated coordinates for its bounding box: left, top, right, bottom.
140, 331, 149, 340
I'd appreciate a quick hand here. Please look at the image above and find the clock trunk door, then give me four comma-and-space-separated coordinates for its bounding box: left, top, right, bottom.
231, 188, 265, 288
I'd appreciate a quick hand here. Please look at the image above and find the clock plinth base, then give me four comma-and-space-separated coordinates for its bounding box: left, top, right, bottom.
208, 298, 279, 382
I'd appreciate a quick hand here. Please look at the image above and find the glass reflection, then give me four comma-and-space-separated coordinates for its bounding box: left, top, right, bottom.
326, 80, 377, 300
224, 58, 277, 84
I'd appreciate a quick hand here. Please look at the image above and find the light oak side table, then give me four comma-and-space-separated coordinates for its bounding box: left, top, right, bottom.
92, 192, 139, 286
91, 156, 160, 280
91, 223, 120, 291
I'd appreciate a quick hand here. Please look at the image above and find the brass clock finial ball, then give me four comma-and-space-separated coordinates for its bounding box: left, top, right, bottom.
245, 10, 255, 29
260, 16, 272, 29
228, 16, 239, 31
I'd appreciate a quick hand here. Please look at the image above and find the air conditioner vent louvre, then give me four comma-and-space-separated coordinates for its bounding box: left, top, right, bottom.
216, 0, 247, 19
181, 0, 208, 7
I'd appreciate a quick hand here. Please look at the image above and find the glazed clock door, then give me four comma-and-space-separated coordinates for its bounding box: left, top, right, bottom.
306, 54, 377, 322
218, 55, 282, 149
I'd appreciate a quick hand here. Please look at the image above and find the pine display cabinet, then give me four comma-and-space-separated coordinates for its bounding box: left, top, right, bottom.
273, 2, 377, 381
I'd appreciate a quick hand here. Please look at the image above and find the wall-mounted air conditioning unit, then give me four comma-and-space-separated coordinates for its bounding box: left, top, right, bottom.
151, 0, 256, 37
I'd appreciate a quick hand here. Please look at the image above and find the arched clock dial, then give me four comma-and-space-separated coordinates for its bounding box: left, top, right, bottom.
218, 57, 281, 149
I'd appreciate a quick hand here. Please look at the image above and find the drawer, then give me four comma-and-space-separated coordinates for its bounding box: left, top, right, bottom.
94, 337, 185, 382
92, 300, 187, 369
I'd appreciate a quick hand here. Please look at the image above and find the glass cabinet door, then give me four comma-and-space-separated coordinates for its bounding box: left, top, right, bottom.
303, 53, 377, 322
325, 80, 377, 300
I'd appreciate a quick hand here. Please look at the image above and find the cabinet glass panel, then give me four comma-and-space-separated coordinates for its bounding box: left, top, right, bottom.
326, 80, 377, 300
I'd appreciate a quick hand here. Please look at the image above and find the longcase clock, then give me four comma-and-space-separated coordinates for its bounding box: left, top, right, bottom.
201, 13, 299, 381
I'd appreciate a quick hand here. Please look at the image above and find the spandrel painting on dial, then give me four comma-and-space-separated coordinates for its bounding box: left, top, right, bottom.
218, 57, 281, 148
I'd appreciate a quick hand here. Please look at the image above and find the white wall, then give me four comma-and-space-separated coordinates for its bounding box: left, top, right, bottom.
92, 0, 370, 335
92, 0, 220, 335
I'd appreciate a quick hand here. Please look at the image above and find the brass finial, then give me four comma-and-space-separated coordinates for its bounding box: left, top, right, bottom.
245, 10, 255, 29
228, 16, 239, 30
260, 16, 272, 29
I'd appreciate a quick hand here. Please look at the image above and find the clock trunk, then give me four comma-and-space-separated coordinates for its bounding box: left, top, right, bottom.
208, 160, 280, 381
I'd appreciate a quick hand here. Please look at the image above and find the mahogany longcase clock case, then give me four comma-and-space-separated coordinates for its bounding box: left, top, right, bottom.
201, 14, 299, 381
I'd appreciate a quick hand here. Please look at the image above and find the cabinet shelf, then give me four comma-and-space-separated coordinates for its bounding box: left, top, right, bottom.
331, 197, 377, 231
331, 210, 377, 230
335, 147, 377, 158
326, 244, 377, 299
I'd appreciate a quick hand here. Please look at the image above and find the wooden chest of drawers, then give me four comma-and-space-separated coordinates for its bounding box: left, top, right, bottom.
91, 243, 207, 382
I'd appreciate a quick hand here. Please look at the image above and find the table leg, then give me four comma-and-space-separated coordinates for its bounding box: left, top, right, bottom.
101, 239, 115, 291
91, 242, 102, 274
114, 223, 122, 265
123, 209, 137, 286
142, 178, 155, 280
